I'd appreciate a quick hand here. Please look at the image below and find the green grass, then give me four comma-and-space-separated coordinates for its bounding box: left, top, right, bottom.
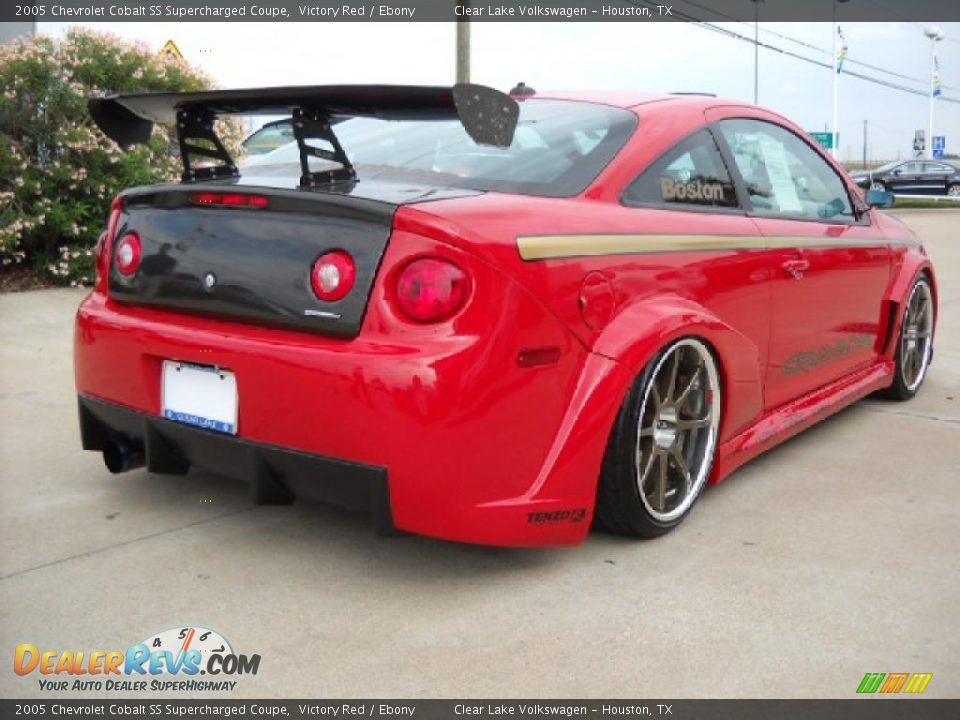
888, 197, 960, 209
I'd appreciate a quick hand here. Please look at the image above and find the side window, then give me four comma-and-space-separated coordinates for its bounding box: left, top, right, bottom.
622, 129, 738, 209
899, 162, 922, 175
922, 163, 950, 174
718, 119, 854, 222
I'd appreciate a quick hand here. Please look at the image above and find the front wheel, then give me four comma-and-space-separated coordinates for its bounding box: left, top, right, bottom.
870, 180, 887, 192
882, 276, 934, 401
594, 338, 722, 538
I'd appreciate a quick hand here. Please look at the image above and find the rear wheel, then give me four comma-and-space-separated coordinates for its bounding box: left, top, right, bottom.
882, 276, 934, 401
947, 184, 960, 197
595, 338, 721, 538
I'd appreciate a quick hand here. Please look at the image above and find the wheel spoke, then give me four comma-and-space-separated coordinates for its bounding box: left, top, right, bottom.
649, 383, 661, 413
664, 350, 681, 403
674, 361, 703, 410
676, 414, 711, 431
906, 347, 919, 383
670, 447, 692, 497
640, 448, 658, 484
654, 453, 667, 512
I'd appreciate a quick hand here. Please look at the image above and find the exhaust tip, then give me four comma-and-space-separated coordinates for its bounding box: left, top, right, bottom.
103, 438, 144, 474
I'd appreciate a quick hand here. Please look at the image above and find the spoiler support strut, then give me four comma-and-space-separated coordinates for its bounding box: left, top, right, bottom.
292, 108, 356, 188
176, 108, 239, 183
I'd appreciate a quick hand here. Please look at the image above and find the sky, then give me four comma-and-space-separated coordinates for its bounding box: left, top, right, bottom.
39, 20, 960, 162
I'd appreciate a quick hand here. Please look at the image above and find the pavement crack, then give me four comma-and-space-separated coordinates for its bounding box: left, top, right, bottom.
859, 404, 960, 425
0, 506, 256, 581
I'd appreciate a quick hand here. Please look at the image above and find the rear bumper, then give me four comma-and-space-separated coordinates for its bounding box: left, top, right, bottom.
79, 394, 395, 532
75, 291, 632, 547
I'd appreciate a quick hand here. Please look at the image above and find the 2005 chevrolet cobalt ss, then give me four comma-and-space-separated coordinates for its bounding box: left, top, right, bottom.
75, 84, 936, 546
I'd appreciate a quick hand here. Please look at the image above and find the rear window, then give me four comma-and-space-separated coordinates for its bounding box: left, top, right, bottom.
242, 99, 636, 197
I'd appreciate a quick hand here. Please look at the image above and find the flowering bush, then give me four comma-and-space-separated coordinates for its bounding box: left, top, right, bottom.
0, 29, 244, 286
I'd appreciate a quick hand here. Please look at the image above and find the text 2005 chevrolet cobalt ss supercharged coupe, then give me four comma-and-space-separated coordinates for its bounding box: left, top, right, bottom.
75, 84, 936, 546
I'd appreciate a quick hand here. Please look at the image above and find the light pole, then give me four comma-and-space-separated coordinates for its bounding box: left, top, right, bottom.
924, 25, 945, 159
831, 0, 850, 159
456, 1, 470, 84
750, 0, 763, 104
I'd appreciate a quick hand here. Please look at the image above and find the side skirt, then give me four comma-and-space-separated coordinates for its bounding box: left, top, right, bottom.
711, 360, 895, 484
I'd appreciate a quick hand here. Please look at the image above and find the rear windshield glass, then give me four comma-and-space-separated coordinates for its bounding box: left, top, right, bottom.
242, 99, 636, 197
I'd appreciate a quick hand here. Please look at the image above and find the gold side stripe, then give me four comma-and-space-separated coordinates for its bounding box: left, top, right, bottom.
516, 233, 917, 261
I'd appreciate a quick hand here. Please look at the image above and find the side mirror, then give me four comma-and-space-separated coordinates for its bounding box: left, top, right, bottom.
892, 169, 902, 176
866, 189, 895, 209
817, 198, 846, 219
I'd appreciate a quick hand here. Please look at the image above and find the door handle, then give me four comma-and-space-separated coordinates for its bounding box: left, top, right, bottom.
782, 258, 810, 279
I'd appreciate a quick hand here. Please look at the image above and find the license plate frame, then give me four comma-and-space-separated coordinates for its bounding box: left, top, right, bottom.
161, 361, 238, 435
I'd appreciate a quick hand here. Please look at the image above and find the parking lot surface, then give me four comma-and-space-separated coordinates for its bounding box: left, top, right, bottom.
1, 210, 957, 699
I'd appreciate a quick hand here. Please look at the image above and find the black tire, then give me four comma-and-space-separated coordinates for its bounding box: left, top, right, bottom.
594, 338, 721, 538
880, 275, 934, 401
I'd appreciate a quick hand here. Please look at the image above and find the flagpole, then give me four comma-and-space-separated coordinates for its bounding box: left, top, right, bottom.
929, 41, 935, 159
831, 8, 840, 160
830, 1, 851, 160
832, 26, 839, 160
924, 26, 944, 159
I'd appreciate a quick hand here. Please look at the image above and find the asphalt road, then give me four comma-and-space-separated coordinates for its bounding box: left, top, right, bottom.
1, 210, 957, 700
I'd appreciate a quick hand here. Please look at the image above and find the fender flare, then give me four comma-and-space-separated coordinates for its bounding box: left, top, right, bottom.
882, 257, 938, 360
591, 295, 765, 443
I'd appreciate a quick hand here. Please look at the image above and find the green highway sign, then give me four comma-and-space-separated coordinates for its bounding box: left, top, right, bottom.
809, 131, 835, 149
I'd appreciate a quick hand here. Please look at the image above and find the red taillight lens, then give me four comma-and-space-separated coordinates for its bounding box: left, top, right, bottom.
95, 196, 123, 292
114, 232, 142, 276
190, 192, 269, 208
394, 257, 470, 323
311, 250, 356, 302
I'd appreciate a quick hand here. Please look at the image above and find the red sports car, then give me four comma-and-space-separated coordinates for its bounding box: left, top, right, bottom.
76, 84, 937, 547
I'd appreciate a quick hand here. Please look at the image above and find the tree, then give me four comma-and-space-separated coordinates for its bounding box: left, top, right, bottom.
0, 28, 244, 286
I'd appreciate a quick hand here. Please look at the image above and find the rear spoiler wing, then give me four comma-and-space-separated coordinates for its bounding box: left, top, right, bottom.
88, 84, 519, 187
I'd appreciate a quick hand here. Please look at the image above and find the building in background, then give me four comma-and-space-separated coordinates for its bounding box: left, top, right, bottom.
1, 21, 36, 44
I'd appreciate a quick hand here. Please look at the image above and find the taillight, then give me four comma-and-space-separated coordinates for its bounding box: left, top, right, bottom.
190, 192, 269, 208
394, 257, 470, 323
95, 195, 123, 292
114, 232, 142, 276
311, 250, 356, 302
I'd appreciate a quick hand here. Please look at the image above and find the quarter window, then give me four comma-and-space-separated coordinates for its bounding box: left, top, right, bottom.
718, 119, 854, 222
622, 129, 738, 209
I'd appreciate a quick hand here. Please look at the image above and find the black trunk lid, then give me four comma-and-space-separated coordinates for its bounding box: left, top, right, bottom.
108, 181, 475, 338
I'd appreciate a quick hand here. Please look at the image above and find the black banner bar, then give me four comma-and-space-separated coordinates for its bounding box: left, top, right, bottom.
3, 0, 960, 23
2, 700, 960, 720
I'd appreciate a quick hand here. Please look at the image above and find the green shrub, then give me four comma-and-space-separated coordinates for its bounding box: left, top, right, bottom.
0, 28, 244, 286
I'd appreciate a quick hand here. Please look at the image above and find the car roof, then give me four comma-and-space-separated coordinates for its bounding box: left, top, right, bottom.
520, 90, 740, 111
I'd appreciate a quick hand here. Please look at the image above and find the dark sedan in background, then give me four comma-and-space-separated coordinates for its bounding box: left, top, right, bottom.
850, 160, 960, 197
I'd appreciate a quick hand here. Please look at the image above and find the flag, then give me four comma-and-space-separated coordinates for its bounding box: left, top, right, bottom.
836, 26, 848, 74
933, 56, 943, 97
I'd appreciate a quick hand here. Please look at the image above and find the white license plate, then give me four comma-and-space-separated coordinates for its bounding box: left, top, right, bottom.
161, 361, 238, 434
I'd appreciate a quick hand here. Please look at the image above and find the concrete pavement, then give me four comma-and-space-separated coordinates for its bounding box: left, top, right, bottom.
1, 210, 957, 699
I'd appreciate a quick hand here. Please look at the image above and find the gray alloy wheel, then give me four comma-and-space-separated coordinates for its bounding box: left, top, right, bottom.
635, 338, 721, 523
594, 337, 722, 537
948, 184, 960, 197
899, 279, 934, 392
870, 181, 886, 192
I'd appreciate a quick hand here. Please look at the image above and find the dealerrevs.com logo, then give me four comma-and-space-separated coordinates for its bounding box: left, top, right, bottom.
14, 626, 261, 692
